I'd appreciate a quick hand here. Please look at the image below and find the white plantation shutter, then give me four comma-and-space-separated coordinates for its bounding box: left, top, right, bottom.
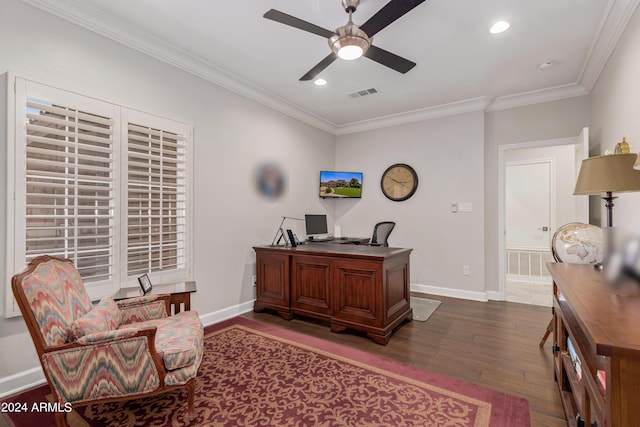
126, 122, 187, 276
24, 99, 115, 282
7, 78, 192, 317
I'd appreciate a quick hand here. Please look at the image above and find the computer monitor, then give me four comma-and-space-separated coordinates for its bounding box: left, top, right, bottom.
305, 214, 328, 238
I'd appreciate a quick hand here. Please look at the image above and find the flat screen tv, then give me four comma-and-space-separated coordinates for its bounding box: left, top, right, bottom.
319, 171, 363, 198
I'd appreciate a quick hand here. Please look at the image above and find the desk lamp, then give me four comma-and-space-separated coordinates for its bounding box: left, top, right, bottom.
270, 216, 304, 247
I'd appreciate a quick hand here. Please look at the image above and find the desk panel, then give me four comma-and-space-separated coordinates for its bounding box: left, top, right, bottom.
292, 254, 332, 319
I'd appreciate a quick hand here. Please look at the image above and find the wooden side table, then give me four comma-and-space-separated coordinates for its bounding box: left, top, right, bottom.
113, 281, 197, 315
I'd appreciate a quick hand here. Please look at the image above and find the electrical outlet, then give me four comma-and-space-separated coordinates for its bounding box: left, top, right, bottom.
252, 275, 257, 287
463, 266, 470, 276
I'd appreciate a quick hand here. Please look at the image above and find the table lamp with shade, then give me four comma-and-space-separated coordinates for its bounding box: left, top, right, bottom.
573, 152, 640, 271
574, 152, 640, 227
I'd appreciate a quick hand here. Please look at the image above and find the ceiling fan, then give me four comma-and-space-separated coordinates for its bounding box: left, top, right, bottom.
263, 0, 426, 81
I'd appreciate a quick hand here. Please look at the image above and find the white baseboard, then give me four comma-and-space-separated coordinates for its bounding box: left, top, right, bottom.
198, 300, 254, 327
411, 283, 489, 302
0, 367, 45, 399
0, 300, 256, 399
485, 290, 502, 301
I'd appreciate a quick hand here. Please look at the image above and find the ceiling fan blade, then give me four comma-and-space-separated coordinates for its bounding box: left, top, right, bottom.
300, 53, 338, 81
360, 0, 426, 37
364, 45, 416, 74
264, 9, 336, 39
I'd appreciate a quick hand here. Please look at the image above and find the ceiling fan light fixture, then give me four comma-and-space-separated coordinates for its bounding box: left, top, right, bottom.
336, 39, 366, 60
263, 0, 424, 80
329, 22, 370, 60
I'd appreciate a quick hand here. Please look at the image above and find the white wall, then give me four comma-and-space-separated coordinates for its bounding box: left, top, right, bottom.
590, 5, 640, 235
335, 112, 487, 299
0, 0, 335, 390
484, 97, 590, 292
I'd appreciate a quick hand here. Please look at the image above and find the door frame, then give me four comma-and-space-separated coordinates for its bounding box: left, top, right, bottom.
497, 132, 588, 300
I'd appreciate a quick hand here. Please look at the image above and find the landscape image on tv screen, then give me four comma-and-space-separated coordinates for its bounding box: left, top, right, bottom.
319, 171, 363, 198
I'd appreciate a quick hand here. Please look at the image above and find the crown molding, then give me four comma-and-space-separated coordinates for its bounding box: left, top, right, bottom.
20, 0, 640, 135
335, 97, 491, 135
578, 0, 640, 92
485, 83, 589, 112
19, 0, 339, 134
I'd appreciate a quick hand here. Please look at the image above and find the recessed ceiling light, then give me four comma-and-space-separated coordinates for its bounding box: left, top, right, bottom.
314, 78, 327, 86
489, 21, 510, 34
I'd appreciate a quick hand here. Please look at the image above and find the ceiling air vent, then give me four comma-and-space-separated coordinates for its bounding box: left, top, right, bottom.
348, 87, 379, 98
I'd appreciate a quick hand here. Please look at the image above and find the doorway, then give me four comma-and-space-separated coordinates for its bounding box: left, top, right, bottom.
498, 128, 588, 305
505, 158, 555, 305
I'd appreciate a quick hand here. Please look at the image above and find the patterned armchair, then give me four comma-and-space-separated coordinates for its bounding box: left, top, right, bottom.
11, 256, 204, 427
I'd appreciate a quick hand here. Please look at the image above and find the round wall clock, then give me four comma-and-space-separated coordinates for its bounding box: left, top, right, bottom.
380, 163, 418, 201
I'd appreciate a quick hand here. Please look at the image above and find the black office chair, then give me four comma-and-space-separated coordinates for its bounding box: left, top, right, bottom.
370, 221, 395, 247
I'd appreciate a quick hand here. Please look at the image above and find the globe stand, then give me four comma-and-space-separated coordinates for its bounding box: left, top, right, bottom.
539, 320, 553, 348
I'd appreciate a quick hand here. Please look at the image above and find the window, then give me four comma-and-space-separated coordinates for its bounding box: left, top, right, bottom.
6, 78, 192, 317
23, 98, 115, 282
126, 122, 187, 276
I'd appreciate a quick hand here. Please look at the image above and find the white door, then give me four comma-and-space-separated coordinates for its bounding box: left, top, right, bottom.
506, 160, 553, 250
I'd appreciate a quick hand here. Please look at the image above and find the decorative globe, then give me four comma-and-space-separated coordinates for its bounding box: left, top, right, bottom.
552, 223, 603, 265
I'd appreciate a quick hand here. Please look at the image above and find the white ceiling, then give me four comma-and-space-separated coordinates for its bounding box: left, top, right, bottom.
23, 0, 640, 134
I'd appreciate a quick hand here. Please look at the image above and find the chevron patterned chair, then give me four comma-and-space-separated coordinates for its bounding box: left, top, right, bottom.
11, 255, 204, 427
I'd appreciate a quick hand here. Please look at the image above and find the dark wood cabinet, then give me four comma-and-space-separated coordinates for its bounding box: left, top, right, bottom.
254, 244, 413, 344
548, 262, 640, 427
331, 257, 380, 329
292, 254, 332, 319
254, 250, 291, 320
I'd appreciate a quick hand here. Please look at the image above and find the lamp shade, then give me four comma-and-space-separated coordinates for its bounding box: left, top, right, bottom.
574, 153, 640, 195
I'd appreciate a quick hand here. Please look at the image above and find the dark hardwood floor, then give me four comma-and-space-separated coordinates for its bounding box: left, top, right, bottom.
243, 293, 567, 427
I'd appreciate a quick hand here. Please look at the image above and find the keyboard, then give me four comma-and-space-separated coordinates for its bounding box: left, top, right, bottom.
308, 236, 334, 242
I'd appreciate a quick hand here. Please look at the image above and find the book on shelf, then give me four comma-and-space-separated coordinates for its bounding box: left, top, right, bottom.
567, 337, 577, 361
567, 338, 582, 380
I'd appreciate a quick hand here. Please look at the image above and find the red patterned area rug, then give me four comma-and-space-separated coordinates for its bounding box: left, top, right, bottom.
2, 316, 529, 426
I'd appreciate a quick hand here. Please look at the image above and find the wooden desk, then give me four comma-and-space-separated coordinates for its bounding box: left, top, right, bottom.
254, 244, 413, 345
113, 281, 196, 315
548, 263, 640, 427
